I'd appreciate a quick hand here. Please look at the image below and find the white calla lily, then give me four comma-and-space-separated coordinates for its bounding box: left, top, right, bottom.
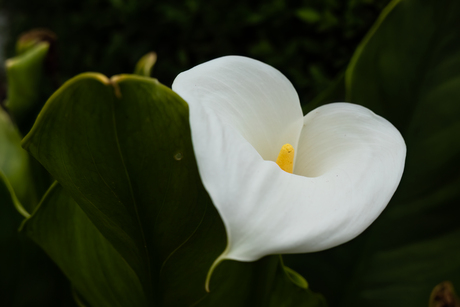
172, 56, 406, 288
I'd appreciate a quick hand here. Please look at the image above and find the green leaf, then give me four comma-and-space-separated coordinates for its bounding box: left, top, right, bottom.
5, 41, 49, 122
23, 73, 163, 302
134, 52, 157, 77
290, 0, 460, 306
269, 263, 326, 307
20, 182, 148, 307
23, 73, 326, 306
296, 8, 321, 24
1, 106, 71, 306
283, 265, 308, 290
0, 106, 36, 214
0, 171, 28, 219
0, 133, 57, 306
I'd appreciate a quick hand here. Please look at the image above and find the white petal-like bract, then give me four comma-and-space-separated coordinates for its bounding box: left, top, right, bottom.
172, 56, 406, 263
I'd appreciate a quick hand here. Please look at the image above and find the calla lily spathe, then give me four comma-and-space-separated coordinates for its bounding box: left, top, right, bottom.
172, 56, 406, 264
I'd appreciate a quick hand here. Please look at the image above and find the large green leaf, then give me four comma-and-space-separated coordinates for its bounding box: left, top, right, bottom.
22, 73, 201, 304
20, 182, 148, 307
289, 0, 460, 306
22, 73, 325, 306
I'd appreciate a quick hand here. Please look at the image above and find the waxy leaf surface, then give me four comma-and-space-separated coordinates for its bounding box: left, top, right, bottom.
21, 183, 148, 307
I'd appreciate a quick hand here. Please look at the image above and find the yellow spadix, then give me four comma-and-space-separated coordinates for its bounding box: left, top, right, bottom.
276, 143, 294, 173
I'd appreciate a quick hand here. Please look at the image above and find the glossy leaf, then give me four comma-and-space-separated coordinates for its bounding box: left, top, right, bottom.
20, 183, 148, 307
23, 73, 201, 303
288, 0, 460, 306
23, 73, 325, 306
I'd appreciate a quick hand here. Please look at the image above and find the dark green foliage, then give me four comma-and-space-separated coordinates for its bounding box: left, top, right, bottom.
0, 108, 74, 307
1, 0, 389, 102
286, 0, 460, 306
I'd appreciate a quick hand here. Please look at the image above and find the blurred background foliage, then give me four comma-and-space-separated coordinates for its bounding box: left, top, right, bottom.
0, 0, 389, 104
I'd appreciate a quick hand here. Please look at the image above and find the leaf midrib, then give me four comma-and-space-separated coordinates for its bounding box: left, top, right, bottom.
110, 88, 153, 301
